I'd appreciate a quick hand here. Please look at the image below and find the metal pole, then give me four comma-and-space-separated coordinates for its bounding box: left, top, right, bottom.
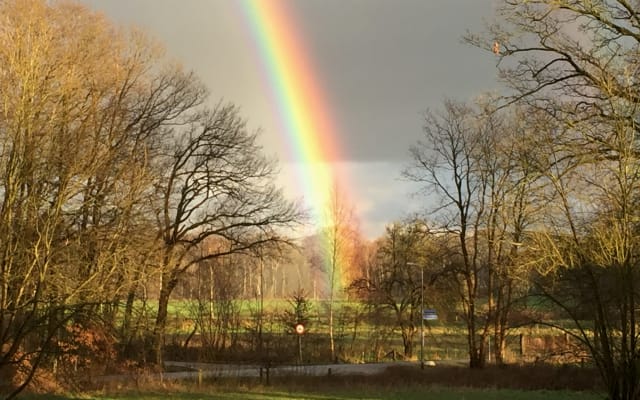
421, 265, 424, 369
298, 334, 303, 364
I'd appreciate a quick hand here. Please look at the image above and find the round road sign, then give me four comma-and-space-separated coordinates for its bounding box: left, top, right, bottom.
295, 323, 305, 335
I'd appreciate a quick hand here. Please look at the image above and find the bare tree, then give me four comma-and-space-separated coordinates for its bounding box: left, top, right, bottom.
468, 1, 640, 397
151, 101, 303, 365
404, 100, 539, 367
405, 100, 491, 367
474, 102, 544, 364
524, 108, 640, 399
321, 186, 358, 362
351, 222, 430, 358
0, 0, 303, 394
187, 251, 245, 359
0, 1, 167, 395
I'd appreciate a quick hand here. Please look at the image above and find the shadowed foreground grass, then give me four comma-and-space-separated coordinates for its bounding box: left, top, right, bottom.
25, 387, 604, 400
21, 364, 604, 400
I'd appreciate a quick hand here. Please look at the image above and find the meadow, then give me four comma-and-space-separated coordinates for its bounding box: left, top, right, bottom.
158, 297, 582, 366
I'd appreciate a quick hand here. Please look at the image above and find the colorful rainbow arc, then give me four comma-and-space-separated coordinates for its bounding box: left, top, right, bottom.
238, 0, 345, 230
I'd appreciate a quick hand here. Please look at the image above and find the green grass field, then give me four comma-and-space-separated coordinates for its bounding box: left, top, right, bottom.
154, 296, 587, 366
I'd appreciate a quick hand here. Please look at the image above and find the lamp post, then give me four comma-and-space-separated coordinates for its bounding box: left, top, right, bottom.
420, 264, 424, 369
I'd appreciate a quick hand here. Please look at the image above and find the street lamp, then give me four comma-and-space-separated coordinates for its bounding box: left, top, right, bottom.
420, 264, 425, 369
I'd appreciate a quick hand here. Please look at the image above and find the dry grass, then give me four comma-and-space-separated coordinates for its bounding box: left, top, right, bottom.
258, 363, 601, 393
385, 364, 600, 391
20, 363, 604, 400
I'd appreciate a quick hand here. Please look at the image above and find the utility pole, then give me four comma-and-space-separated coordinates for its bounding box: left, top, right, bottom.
420, 264, 424, 370
408, 262, 425, 369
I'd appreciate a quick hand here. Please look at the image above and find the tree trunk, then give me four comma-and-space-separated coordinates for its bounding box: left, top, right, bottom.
121, 287, 137, 357
467, 301, 486, 368
401, 328, 414, 359
153, 273, 178, 367
494, 281, 512, 365
328, 300, 335, 362
122, 288, 136, 336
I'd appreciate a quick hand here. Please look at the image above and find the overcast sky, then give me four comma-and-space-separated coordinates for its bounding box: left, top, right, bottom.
80, 0, 500, 239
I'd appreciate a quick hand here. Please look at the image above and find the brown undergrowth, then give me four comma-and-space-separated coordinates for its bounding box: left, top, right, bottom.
18, 361, 601, 399
380, 364, 600, 391
90, 363, 601, 398
260, 365, 602, 394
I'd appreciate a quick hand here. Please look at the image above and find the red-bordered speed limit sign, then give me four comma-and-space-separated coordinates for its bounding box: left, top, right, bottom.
295, 323, 305, 335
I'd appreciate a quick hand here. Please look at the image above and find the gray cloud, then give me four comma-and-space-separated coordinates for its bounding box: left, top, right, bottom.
78, 0, 500, 237
291, 0, 498, 161
81, 0, 498, 163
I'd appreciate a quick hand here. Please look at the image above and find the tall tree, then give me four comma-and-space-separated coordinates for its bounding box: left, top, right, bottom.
483, 105, 544, 364
405, 100, 538, 367
405, 100, 489, 367
152, 101, 303, 365
0, 0, 166, 395
351, 221, 430, 359
321, 186, 358, 361
0, 0, 303, 394
469, 1, 640, 397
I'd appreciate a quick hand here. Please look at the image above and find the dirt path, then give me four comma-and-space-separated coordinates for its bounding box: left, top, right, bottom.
96, 360, 436, 383
95, 358, 471, 385
165, 360, 393, 377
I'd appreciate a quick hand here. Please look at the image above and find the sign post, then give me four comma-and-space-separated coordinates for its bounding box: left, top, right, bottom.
408, 262, 437, 369
421, 309, 437, 369
295, 323, 305, 364
421, 267, 424, 369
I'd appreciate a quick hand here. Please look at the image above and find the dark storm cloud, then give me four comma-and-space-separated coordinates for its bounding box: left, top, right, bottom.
80, 0, 498, 163
290, 0, 498, 162
77, 0, 501, 237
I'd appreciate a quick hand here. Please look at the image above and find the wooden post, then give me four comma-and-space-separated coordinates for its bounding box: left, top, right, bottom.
266, 363, 270, 386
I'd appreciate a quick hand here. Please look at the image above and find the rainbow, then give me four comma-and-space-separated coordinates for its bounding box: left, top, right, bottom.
237, 1, 355, 295
238, 0, 343, 225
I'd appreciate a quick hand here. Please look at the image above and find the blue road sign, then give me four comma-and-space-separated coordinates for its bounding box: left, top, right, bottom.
422, 309, 438, 320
